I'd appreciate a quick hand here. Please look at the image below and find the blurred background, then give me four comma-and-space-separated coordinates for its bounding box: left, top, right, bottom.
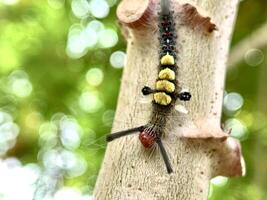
0, 0, 266, 199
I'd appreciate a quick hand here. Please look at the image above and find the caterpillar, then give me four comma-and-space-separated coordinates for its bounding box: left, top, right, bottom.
106, 0, 191, 174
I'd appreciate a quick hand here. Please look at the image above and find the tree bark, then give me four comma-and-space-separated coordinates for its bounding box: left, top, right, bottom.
93, 0, 244, 199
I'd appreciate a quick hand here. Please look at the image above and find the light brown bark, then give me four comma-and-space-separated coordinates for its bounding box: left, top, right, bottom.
93, 0, 243, 199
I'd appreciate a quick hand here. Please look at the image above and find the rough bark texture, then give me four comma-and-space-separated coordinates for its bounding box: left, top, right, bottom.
93, 0, 243, 199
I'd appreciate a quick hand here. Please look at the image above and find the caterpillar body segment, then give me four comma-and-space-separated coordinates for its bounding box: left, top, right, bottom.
153, 92, 172, 106
158, 68, 175, 81
156, 80, 175, 93
160, 54, 175, 65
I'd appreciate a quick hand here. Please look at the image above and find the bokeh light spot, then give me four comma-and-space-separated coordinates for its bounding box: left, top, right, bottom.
98, 29, 118, 48
110, 51, 126, 68
90, 0, 110, 19
67, 32, 88, 59
8, 70, 33, 98
0, 112, 19, 156
244, 48, 265, 67
223, 92, 244, 115
58, 150, 78, 170
81, 27, 98, 48
225, 118, 248, 141
42, 149, 61, 169
71, 0, 90, 19
79, 91, 103, 113
210, 176, 228, 187
25, 112, 43, 130
11, 79, 32, 97
65, 155, 87, 178
86, 68, 104, 86
60, 116, 81, 150
87, 20, 105, 33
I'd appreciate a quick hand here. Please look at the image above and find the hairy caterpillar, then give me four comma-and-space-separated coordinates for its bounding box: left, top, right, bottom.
106, 0, 193, 174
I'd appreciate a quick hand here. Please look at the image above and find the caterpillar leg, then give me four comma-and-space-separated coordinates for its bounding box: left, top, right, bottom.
106, 126, 145, 142
142, 86, 155, 95
156, 138, 173, 174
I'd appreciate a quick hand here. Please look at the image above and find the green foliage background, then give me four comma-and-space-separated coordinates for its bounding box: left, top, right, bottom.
0, 0, 267, 199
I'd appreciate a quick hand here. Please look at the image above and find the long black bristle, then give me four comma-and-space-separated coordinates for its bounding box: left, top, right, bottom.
156, 138, 173, 174
106, 126, 145, 142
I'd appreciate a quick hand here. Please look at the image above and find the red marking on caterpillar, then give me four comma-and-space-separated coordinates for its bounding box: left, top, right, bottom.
139, 130, 157, 148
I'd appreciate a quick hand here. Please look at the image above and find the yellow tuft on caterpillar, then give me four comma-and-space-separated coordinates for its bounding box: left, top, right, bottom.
153, 92, 172, 106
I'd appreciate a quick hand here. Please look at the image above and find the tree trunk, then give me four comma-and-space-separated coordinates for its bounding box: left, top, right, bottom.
93, 0, 244, 199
